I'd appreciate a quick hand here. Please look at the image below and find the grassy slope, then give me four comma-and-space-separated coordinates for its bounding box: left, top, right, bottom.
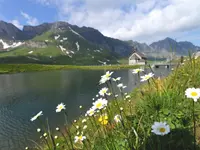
0, 30, 119, 65
36, 57, 200, 150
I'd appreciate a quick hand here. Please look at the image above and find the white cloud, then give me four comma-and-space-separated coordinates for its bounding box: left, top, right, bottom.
35, 0, 200, 44
11, 20, 23, 29
20, 11, 39, 26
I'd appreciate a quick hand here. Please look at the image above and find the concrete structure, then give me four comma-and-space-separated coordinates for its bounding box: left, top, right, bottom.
129, 49, 147, 65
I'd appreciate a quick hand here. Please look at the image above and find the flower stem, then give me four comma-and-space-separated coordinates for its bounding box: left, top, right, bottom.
193, 100, 196, 150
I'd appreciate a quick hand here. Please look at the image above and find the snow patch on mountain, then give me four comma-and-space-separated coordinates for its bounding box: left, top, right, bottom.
69, 27, 84, 39
59, 45, 74, 58
54, 35, 60, 40
0, 39, 11, 49
75, 42, 80, 51
94, 50, 101, 53
63, 37, 68, 41
59, 45, 68, 54
0, 39, 23, 50
27, 56, 39, 61
70, 51, 75, 54
98, 60, 106, 65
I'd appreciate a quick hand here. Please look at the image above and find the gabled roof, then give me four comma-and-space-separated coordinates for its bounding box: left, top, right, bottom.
129, 49, 147, 59
134, 51, 146, 59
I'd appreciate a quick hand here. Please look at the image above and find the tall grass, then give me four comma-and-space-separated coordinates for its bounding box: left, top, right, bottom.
26, 57, 200, 150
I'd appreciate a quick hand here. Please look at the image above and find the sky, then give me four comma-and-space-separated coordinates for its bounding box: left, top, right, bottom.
0, 0, 200, 45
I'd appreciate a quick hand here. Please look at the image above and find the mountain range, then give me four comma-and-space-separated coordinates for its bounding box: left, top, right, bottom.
0, 20, 199, 64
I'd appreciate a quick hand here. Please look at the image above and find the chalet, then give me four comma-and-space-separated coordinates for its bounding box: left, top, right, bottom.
129, 48, 147, 65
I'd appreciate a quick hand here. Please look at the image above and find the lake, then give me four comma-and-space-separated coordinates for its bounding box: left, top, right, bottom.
0, 67, 172, 149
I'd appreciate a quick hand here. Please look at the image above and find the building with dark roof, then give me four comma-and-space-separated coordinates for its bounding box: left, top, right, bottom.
129, 48, 147, 65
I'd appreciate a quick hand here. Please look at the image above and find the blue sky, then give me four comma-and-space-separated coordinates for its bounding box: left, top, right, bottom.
0, 0, 200, 46
0, 0, 58, 25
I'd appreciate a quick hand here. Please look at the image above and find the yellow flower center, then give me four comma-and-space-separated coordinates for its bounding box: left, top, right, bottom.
96, 103, 102, 108
105, 74, 110, 78
58, 106, 63, 109
191, 92, 198, 97
159, 128, 166, 133
89, 110, 94, 115
136, 69, 139, 72
102, 90, 106, 93
78, 135, 82, 140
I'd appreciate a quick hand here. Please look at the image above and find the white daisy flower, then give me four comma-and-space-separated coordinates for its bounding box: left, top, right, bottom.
25, 147, 29, 150
37, 128, 41, 133
99, 87, 109, 96
30, 111, 43, 122
85, 107, 96, 116
56, 143, 59, 147
93, 98, 108, 110
83, 125, 87, 130
82, 119, 87, 123
122, 86, 127, 89
112, 77, 121, 82
125, 95, 131, 99
117, 83, 123, 88
107, 93, 112, 96
74, 135, 86, 143
43, 133, 47, 137
140, 73, 154, 82
56, 103, 66, 113
56, 127, 60, 131
120, 107, 123, 111
151, 122, 170, 136
99, 71, 113, 84
132, 68, 144, 74
54, 136, 58, 139
185, 87, 200, 102
114, 114, 122, 123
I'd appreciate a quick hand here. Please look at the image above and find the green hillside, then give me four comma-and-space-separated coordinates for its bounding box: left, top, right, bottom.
0, 28, 119, 65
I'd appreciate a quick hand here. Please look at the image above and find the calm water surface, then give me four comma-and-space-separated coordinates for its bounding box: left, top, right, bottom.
0, 67, 172, 149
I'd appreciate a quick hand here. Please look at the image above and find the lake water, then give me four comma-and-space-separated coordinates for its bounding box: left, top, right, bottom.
0, 67, 172, 149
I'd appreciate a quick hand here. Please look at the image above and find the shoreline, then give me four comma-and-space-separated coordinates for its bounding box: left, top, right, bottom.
0, 64, 141, 74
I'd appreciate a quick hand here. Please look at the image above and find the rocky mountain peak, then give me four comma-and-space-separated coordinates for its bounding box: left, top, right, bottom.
0, 20, 23, 40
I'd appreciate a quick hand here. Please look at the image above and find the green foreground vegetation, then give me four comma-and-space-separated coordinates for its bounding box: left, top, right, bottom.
25, 57, 200, 150
0, 64, 140, 74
